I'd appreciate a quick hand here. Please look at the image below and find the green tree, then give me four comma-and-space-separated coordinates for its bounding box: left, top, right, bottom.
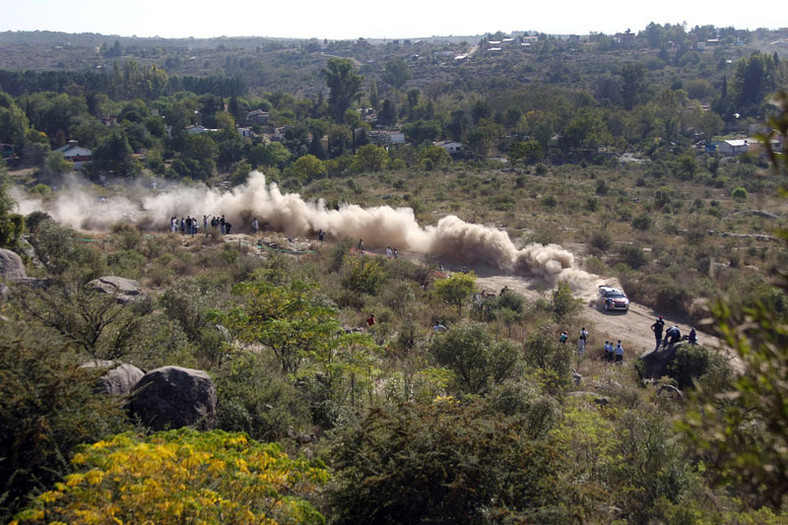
289, 154, 326, 181
91, 130, 137, 177
430, 321, 521, 394
433, 271, 476, 316
353, 144, 388, 172
211, 280, 345, 374
621, 63, 646, 110
679, 94, 788, 509
382, 57, 412, 91
509, 139, 543, 167
322, 58, 363, 123
402, 119, 442, 145
0, 324, 128, 520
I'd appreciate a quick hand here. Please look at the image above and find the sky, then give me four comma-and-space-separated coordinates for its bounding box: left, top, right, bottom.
2, 0, 785, 40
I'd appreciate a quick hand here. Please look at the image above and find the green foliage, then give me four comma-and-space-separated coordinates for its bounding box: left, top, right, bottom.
668, 343, 731, 390
14, 429, 329, 524
322, 58, 363, 123
432, 271, 476, 315
341, 255, 386, 295
26, 217, 104, 276
551, 280, 582, 323
11, 272, 152, 359
680, 288, 788, 509
327, 400, 572, 523
430, 321, 521, 395
211, 280, 345, 375
215, 352, 312, 441
0, 326, 129, 520
732, 186, 749, 202
523, 325, 573, 392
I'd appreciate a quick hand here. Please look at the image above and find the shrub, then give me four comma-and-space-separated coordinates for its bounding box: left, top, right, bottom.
731, 186, 748, 202
327, 400, 572, 523
0, 327, 128, 520
14, 430, 328, 524
589, 229, 613, 253
430, 321, 522, 395
668, 344, 731, 390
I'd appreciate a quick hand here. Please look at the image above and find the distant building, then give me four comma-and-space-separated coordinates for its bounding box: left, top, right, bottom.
718, 139, 749, 156
246, 109, 270, 126
54, 140, 92, 169
434, 140, 464, 157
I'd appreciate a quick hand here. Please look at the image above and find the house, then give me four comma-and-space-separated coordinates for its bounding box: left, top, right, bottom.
237, 127, 254, 138
434, 140, 464, 157
54, 140, 92, 169
718, 139, 749, 156
246, 109, 270, 126
368, 130, 405, 147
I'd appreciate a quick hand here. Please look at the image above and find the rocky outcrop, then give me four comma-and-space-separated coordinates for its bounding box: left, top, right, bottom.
639, 342, 683, 380
88, 276, 148, 304
130, 366, 217, 431
0, 249, 26, 281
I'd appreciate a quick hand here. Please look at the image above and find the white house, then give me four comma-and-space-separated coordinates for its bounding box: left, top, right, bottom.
718, 139, 750, 156
435, 140, 464, 155
54, 140, 92, 169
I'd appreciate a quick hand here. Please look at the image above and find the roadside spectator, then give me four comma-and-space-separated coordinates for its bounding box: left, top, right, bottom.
615, 340, 624, 363
651, 316, 665, 349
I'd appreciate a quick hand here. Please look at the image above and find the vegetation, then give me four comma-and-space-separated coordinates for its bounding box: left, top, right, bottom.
0, 23, 786, 524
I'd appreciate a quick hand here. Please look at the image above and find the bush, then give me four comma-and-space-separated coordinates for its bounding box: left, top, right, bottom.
0, 326, 129, 520
430, 321, 522, 395
327, 400, 572, 523
14, 429, 328, 524
589, 229, 613, 252
668, 344, 731, 390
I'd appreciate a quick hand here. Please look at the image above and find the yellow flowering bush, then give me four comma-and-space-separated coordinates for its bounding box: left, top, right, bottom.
13, 429, 329, 524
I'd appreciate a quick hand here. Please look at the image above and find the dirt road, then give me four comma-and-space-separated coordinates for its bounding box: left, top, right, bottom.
473, 271, 724, 357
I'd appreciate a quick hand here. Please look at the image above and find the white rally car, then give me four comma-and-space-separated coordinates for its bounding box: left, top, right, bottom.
598, 285, 630, 312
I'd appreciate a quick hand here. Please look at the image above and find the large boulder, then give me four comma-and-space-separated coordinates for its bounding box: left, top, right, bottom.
0, 249, 26, 281
81, 361, 145, 396
130, 366, 217, 431
88, 276, 148, 304
639, 342, 683, 380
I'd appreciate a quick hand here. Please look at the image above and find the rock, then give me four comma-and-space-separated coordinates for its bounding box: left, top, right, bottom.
80, 360, 145, 396
88, 276, 148, 304
571, 368, 583, 385
131, 366, 217, 431
101, 364, 145, 396
0, 249, 26, 281
639, 342, 683, 380
656, 384, 684, 401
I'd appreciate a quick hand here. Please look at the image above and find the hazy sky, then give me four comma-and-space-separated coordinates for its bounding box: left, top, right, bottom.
3, 0, 784, 40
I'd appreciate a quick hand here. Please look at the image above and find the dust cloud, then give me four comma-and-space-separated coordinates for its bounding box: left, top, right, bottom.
12, 171, 600, 288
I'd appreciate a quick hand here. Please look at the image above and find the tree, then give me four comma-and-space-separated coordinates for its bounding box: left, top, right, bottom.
509, 139, 543, 167
621, 63, 645, 110
289, 154, 326, 181
322, 58, 363, 123
91, 130, 137, 177
402, 119, 442, 145
430, 321, 521, 394
731, 52, 778, 116
353, 144, 388, 172
211, 280, 345, 374
0, 324, 128, 520
382, 57, 412, 91
433, 271, 476, 316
